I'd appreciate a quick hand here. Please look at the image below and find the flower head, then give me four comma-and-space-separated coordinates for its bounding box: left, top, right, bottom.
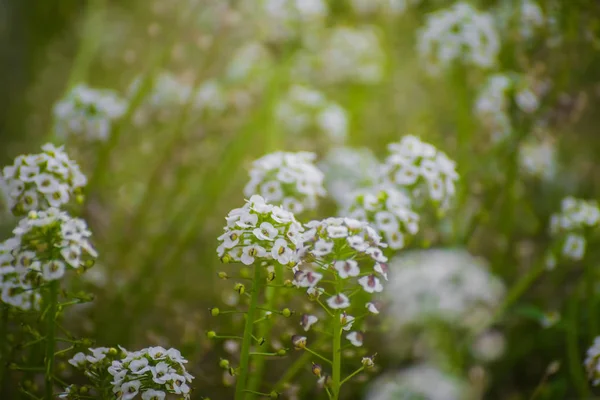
218, 195, 304, 267
380, 135, 458, 212
53, 84, 127, 141
244, 152, 325, 214
1, 144, 87, 215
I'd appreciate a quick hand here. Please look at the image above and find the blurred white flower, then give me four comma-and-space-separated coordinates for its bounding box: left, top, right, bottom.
384, 249, 505, 332
518, 135, 557, 180
365, 363, 471, 400
585, 336, 600, 386
350, 0, 418, 15
276, 85, 349, 143
471, 330, 506, 362
53, 84, 127, 141
417, 2, 499, 76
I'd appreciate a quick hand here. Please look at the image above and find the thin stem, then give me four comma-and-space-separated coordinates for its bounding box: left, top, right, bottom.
44, 281, 59, 400
340, 366, 365, 386
247, 264, 283, 396
0, 304, 9, 395
304, 347, 332, 365
235, 266, 263, 400
331, 310, 342, 400
566, 289, 590, 398
587, 262, 598, 338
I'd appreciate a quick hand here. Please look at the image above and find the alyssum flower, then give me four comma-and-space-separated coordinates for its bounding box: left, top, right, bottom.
343, 185, 419, 250
379, 135, 459, 212
243, 152, 326, 215
1, 143, 87, 215
217, 195, 304, 267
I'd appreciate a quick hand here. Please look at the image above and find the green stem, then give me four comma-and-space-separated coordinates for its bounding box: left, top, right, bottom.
331, 311, 342, 400
247, 264, 282, 396
0, 304, 9, 395
44, 281, 59, 400
587, 262, 598, 338
566, 287, 590, 398
340, 366, 364, 387
235, 266, 263, 400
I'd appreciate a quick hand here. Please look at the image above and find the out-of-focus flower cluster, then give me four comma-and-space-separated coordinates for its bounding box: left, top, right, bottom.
217, 195, 304, 266
0, 208, 97, 309
380, 135, 459, 212
547, 197, 600, 267
366, 363, 471, 400
244, 152, 325, 214
384, 249, 505, 333
417, 2, 499, 76
53, 84, 127, 141
0, 144, 87, 215
518, 133, 557, 180
275, 85, 348, 143
319, 147, 380, 208
343, 186, 419, 250
585, 336, 600, 387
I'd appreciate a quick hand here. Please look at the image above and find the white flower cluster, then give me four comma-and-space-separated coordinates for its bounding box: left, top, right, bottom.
384, 249, 505, 332
319, 147, 380, 208
366, 363, 470, 400
0, 143, 87, 215
53, 84, 127, 141
317, 26, 385, 84
343, 186, 419, 250
380, 135, 459, 211
239, 0, 328, 43
108, 346, 194, 400
518, 135, 557, 180
217, 195, 304, 266
417, 2, 499, 76
519, 0, 545, 39
296, 217, 388, 307
585, 336, 600, 386
474, 73, 541, 142
547, 197, 600, 265
244, 152, 325, 214
1, 208, 96, 308
275, 85, 348, 143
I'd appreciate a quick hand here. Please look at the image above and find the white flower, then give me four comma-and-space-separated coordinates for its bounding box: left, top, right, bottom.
41, 260, 66, 281
358, 275, 384, 293
562, 233, 586, 260
120, 380, 141, 400
366, 302, 380, 314
326, 225, 349, 238
253, 222, 279, 241
334, 260, 360, 279
327, 293, 351, 309
346, 331, 364, 347
301, 314, 319, 331
294, 271, 323, 288
68, 352, 86, 367
271, 239, 293, 264
129, 357, 150, 374
244, 152, 325, 213
312, 239, 334, 256
142, 389, 166, 400
341, 313, 355, 331
54, 84, 127, 140
241, 245, 267, 265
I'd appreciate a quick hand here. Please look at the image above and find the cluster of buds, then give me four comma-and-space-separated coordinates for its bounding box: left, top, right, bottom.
217, 195, 304, 266
0, 208, 97, 309
379, 135, 459, 213
243, 152, 326, 215
343, 185, 419, 250
0, 143, 87, 215
546, 197, 600, 268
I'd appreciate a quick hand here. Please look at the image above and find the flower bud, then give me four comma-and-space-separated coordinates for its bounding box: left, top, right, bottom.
283, 279, 293, 287
361, 354, 376, 368
267, 271, 276, 282
281, 308, 292, 318
269, 391, 280, 399
219, 359, 230, 369
291, 335, 307, 350
234, 283, 245, 295
311, 362, 322, 378
210, 307, 220, 317
108, 347, 118, 356
218, 271, 229, 280
277, 349, 287, 356
207, 331, 217, 339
